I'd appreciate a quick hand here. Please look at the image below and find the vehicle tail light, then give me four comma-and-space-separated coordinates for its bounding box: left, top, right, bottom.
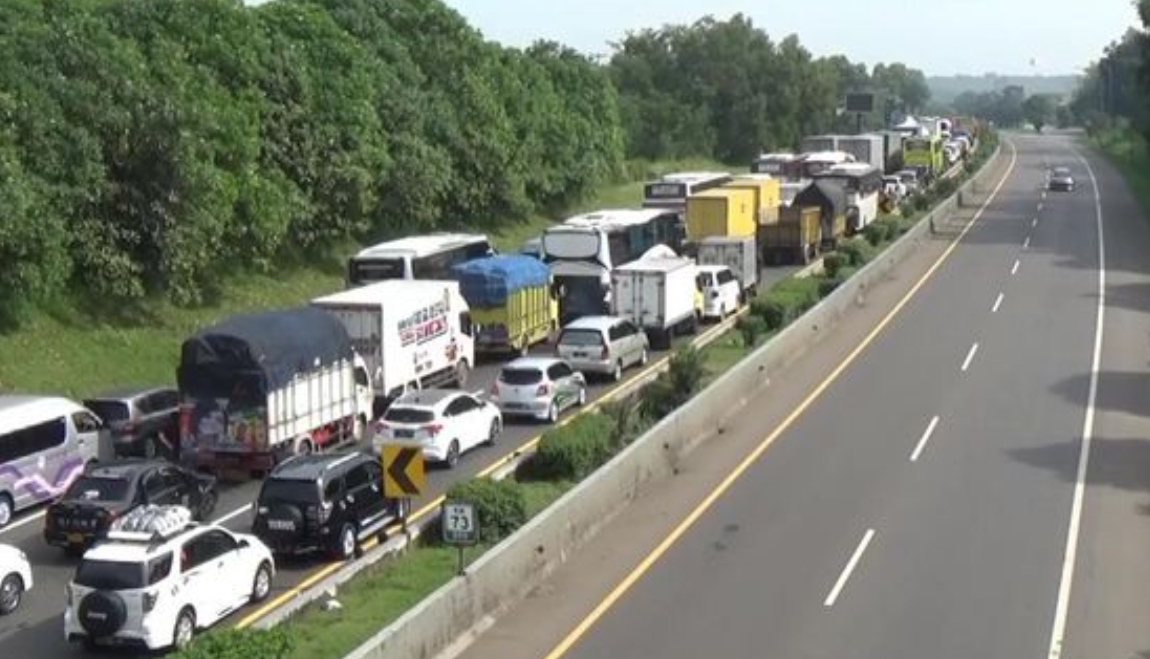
320, 503, 332, 524
600, 346, 609, 359
424, 423, 444, 437
143, 590, 159, 613
489, 383, 499, 396
536, 384, 551, 396
305, 505, 319, 523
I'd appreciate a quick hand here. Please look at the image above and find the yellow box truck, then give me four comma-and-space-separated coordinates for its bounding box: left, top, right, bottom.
725, 175, 782, 225
452, 255, 558, 356
685, 188, 757, 243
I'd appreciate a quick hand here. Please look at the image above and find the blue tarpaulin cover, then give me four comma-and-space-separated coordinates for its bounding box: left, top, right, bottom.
452, 255, 550, 307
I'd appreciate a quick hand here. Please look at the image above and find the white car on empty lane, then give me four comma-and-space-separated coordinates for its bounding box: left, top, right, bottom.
374, 390, 502, 469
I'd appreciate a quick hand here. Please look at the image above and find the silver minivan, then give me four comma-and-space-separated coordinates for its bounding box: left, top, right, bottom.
556, 316, 650, 381
0, 396, 103, 527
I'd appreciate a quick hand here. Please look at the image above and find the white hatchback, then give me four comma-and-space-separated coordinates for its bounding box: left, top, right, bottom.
64, 505, 275, 651
697, 265, 743, 320
0, 542, 33, 615
490, 357, 587, 423
374, 390, 502, 468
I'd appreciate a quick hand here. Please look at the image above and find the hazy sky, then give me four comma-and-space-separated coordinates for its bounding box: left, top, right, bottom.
440, 0, 1144, 76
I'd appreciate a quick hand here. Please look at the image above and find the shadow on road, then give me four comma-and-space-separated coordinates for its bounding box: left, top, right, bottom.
1009, 436, 1150, 497
1051, 371, 1150, 418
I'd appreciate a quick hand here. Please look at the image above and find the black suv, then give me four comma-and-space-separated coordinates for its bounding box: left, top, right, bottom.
44, 459, 218, 552
252, 452, 406, 560
83, 386, 180, 460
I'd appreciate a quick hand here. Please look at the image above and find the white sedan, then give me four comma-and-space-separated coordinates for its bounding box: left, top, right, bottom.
0, 543, 32, 615
374, 390, 502, 468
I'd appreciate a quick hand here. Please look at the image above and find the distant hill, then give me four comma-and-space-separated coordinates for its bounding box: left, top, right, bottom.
928, 74, 1081, 103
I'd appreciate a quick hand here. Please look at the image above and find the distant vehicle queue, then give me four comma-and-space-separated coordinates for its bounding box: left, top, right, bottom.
0, 114, 978, 645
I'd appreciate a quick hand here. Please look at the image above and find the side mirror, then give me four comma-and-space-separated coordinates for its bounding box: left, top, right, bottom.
238, 539, 250, 549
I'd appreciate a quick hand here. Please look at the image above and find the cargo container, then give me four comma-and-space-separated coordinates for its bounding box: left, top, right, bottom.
611, 253, 701, 349
801, 135, 839, 153
311, 281, 475, 414
761, 207, 822, 266
451, 255, 558, 356
685, 187, 758, 243
725, 175, 782, 225
177, 308, 374, 475
697, 236, 758, 297
837, 134, 886, 173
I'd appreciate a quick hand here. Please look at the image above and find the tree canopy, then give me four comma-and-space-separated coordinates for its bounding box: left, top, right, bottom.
0, 2, 930, 323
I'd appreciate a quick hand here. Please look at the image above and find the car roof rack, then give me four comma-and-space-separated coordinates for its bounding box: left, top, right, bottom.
106, 505, 196, 545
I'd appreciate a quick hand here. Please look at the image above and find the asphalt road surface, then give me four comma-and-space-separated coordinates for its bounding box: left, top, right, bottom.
447, 135, 1150, 659
0, 264, 799, 656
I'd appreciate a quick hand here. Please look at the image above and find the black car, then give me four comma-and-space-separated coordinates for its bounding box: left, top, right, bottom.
252, 451, 407, 560
83, 386, 181, 460
44, 459, 217, 552
1049, 166, 1075, 192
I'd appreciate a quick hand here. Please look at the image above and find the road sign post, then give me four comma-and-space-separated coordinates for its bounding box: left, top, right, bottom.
441, 500, 478, 576
381, 443, 426, 533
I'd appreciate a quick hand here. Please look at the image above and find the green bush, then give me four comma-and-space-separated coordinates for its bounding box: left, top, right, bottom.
750, 278, 820, 331
862, 222, 886, 246
751, 297, 788, 331
173, 628, 293, 659
530, 413, 615, 481
599, 398, 649, 449
445, 477, 528, 545
838, 238, 876, 267
817, 277, 841, 298
641, 347, 706, 419
736, 314, 768, 347
913, 192, 932, 212
822, 252, 845, 278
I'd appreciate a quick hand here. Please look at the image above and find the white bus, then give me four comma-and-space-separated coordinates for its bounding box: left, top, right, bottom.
542, 209, 681, 323
347, 233, 493, 287
814, 162, 884, 233
642, 171, 733, 215
798, 151, 857, 178
0, 396, 102, 527
751, 152, 804, 180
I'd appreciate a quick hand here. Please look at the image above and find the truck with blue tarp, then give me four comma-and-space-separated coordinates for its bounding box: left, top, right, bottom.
451, 255, 558, 356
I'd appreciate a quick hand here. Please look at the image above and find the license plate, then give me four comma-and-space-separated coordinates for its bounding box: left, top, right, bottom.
67, 532, 86, 544
394, 429, 414, 439
573, 352, 587, 358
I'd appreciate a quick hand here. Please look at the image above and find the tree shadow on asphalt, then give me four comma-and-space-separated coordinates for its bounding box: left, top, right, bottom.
1052, 371, 1150, 418
1009, 436, 1150, 499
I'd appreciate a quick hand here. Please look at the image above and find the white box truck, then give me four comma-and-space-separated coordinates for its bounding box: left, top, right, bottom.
311, 280, 475, 416
611, 252, 701, 349
697, 235, 759, 298
177, 307, 374, 476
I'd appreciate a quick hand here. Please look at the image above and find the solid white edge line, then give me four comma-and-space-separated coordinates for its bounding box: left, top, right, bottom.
992, 292, 1005, 314
961, 342, 980, 372
1012, 259, 1021, 275
910, 416, 941, 463
1045, 150, 1106, 659
0, 509, 46, 536
824, 528, 876, 607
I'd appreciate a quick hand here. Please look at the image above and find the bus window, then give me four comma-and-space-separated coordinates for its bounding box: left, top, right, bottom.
349, 258, 407, 286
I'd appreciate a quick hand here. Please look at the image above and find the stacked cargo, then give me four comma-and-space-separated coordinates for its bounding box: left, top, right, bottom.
684, 187, 758, 243
723, 175, 782, 226
452, 255, 557, 356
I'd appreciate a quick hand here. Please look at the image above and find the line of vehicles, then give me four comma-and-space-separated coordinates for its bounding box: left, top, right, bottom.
0, 114, 978, 652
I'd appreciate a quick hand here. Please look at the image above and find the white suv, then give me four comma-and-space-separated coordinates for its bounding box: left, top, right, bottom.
64, 505, 275, 651
0, 543, 32, 615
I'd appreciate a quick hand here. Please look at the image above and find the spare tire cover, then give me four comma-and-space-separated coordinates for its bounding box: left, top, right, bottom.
79, 590, 127, 637
265, 504, 305, 538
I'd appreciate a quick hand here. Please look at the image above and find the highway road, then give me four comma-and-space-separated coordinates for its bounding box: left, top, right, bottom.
0, 264, 799, 656
445, 135, 1150, 659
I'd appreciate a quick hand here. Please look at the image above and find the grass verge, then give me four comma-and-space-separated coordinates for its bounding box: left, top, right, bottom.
1091, 127, 1150, 218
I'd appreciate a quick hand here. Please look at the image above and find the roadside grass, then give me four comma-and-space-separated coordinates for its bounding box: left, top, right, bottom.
280, 478, 573, 659
1092, 127, 1150, 218
0, 158, 734, 399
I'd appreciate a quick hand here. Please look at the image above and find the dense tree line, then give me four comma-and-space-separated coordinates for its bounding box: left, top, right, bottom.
0, 3, 930, 321
1069, 5, 1150, 138
0, 0, 623, 317
606, 14, 930, 162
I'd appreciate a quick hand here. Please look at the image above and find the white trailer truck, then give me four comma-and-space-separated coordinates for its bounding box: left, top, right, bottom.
697, 235, 759, 299
611, 250, 701, 349
311, 280, 475, 417
177, 307, 373, 476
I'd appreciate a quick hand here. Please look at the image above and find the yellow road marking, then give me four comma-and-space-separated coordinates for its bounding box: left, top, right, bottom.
235, 315, 736, 628
538, 143, 1018, 659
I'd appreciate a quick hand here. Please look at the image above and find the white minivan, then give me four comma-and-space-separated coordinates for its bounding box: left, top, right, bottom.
0, 396, 103, 527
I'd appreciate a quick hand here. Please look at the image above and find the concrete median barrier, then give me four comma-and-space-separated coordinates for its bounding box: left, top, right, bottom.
341, 142, 1006, 659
